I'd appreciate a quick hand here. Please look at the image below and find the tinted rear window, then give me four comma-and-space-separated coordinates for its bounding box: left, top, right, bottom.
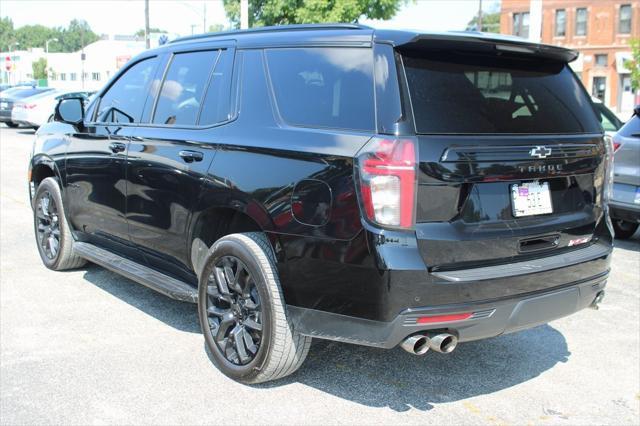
403, 53, 600, 134
266, 47, 374, 131
618, 116, 640, 137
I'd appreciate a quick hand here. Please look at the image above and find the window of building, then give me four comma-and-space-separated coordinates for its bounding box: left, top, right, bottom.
576, 8, 588, 36
60, 73, 66, 81
92, 72, 100, 81
152, 50, 220, 126
50, 73, 57, 81
70, 73, 77, 81
265, 47, 375, 131
595, 54, 608, 67
96, 56, 159, 124
555, 9, 566, 36
592, 76, 606, 102
619, 4, 632, 34
512, 12, 530, 38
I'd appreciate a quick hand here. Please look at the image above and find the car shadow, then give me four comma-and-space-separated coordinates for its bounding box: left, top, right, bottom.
81, 263, 200, 334
613, 232, 640, 252
254, 325, 569, 411
80, 263, 570, 411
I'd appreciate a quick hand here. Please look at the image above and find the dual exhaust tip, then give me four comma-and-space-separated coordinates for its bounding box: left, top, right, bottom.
401, 332, 458, 356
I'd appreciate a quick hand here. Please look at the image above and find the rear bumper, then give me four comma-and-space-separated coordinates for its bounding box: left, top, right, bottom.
288, 273, 607, 349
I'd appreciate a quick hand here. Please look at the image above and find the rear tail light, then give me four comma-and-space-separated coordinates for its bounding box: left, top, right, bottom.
612, 135, 623, 153
356, 137, 418, 229
16, 103, 36, 109
603, 135, 615, 203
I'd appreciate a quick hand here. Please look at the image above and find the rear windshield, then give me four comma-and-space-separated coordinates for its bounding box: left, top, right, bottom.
403, 52, 600, 134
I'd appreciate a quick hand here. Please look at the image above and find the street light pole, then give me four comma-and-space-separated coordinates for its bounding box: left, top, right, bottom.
45, 38, 58, 54
241, 0, 248, 29
144, 0, 150, 49
477, 0, 483, 31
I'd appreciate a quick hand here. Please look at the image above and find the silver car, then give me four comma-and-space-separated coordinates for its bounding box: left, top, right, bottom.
610, 105, 640, 239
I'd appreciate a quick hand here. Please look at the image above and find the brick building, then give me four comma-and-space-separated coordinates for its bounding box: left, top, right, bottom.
501, 0, 639, 116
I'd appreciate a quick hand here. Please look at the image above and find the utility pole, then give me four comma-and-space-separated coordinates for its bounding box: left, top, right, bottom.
203, 2, 207, 33
80, 28, 85, 89
145, 0, 150, 49
241, 0, 249, 29
477, 0, 483, 31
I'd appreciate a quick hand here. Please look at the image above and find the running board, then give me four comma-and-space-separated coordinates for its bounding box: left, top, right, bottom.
73, 242, 198, 303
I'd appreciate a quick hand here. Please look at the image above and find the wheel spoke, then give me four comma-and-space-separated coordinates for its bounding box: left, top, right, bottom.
232, 325, 250, 364
214, 267, 231, 296
244, 318, 262, 332
242, 327, 258, 355
207, 305, 228, 317
215, 312, 236, 342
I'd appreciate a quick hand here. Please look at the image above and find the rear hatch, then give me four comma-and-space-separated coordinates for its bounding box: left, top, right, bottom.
397, 39, 607, 270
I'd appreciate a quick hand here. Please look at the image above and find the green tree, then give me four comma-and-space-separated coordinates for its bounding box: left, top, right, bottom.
624, 39, 640, 92
466, 11, 501, 33
15, 24, 58, 52
0, 17, 15, 51
208, 23, 225, 33
223, 0, 405, 28
32, 58, 47, 80
135, 27, 167, 37
58, 19, 99, 52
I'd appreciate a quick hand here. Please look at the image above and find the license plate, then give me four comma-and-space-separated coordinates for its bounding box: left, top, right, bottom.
511, 181, 553, 217
0, 102, 7, 109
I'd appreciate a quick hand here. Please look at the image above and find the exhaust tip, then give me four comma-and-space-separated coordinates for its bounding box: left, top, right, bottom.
401, 334, 430, 355
590, 290, 605, 309
427, 333, 458, 353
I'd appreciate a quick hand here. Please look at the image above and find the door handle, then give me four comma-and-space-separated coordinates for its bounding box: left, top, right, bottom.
109, 142, 126, 153
179, 150, 204, 163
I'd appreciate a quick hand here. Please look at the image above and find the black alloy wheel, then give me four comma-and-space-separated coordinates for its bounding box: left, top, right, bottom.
35, 190, 61, 260
205, 255, 263, 365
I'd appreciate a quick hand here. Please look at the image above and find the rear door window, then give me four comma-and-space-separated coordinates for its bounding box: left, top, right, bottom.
403, 52, 601, 134
152, 50, 220, 126
265, 47, 375, 131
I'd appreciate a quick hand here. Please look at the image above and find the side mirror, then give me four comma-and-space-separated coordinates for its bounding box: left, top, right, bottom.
54, 97, 85, 126
634, 105, 640, 117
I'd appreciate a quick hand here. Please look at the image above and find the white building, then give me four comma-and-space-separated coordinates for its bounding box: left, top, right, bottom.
46, 36, 145, 91
1, 33, 175, 90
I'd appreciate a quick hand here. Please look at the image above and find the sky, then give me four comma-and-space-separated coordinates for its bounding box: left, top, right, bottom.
1, 0, 501, 38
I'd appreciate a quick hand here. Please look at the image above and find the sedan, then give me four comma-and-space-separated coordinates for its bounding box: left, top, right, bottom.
0, 87, 54, 127
12, 90, 94, 129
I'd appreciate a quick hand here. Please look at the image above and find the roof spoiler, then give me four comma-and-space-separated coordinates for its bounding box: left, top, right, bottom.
389, 32, 579, 63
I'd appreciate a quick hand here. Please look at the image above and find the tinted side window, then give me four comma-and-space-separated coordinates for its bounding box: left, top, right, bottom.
619, 116, 640, 137
152, 50, 219, 126
96, 57, 158, 123
199, 49, 234, 125
265, 48, 375, 131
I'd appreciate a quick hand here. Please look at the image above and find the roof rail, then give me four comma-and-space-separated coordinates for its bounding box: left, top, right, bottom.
170, 23, 370, 44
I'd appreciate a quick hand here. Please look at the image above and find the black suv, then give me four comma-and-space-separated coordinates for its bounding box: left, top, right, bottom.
30, 24, 613, 383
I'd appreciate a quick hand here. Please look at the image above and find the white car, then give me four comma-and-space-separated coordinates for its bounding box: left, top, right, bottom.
12, 90, 93, 129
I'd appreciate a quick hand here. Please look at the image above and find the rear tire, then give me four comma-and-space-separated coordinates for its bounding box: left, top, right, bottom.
33, 177, 86, 270
5, 121, 18, 128
198, 232, 311, 384
612, 219, 639, 239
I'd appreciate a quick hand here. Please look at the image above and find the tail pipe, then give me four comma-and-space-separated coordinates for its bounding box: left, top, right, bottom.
400, 332, 458, 355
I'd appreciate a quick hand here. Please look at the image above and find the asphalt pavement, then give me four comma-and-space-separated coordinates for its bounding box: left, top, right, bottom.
1, 126, 639, 425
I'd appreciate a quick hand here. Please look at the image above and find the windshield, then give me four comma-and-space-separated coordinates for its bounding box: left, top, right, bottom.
403, 52, 601, 134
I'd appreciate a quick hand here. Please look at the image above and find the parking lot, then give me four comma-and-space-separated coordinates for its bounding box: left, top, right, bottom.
0, 125, 638, 425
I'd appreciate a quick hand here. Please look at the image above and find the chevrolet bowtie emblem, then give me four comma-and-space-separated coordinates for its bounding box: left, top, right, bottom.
529, 146, 552, 159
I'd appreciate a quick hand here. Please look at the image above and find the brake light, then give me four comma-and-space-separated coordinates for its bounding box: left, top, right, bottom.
356, 137, 417, 228
17, 103, 36, 109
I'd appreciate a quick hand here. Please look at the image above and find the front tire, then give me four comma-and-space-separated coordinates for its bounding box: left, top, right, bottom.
612, 218, 639, 239
198, 232, 311, 384
33, 177, 86, 270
